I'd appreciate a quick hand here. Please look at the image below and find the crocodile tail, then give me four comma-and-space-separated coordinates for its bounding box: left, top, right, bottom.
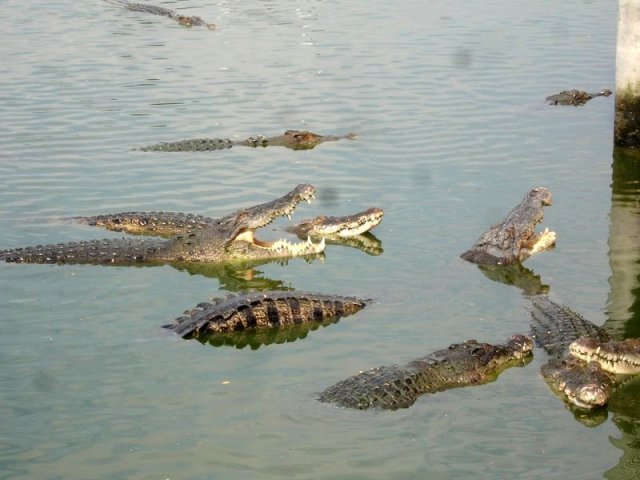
0, 238, 166, 265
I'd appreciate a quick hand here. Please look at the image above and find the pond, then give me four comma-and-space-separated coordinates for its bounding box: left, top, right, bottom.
2, 0, 638, 478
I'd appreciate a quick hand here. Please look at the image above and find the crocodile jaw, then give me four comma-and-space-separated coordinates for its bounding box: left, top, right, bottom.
570, 337, 640, 374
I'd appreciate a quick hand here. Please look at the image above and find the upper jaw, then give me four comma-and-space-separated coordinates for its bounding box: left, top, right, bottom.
227, 184, 324, 257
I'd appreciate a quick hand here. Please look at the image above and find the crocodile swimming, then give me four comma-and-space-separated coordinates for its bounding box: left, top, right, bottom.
103, 0, 216, 29
139, 130, 357, 152
529, 296, 616, 410
318, 335, 533, 410
546, 89, 612, 106
75, 206, 383, 239
461, 187, 556, 265
1, 184, 327, 265
163, 291, 368, 339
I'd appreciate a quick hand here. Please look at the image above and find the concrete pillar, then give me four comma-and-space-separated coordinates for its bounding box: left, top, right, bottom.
614, 1, 640, 147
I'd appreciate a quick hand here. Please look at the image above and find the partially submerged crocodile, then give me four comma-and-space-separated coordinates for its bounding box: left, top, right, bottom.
164, 291, 367, 339
319, 335, 533, 410
2, 184, 328, 265
529, 296, 640, 412
76, 205, 383, 239
546, 89, 612, 106
529, 296, 616, 410
104, 0, 216, 29
461, 187, 556, 265
139, 130, 357, 152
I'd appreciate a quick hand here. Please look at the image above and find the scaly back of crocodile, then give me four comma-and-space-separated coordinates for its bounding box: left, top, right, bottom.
528, 296, 610, 358
319, 335, 533, 410
163, 291, 368, 338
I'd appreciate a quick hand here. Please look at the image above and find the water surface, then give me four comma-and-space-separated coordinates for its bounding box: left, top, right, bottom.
1, 0, 634, 478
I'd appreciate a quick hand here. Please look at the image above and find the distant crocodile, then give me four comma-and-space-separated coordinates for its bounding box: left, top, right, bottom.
546, 89, 612, 106
163, 291, 368, 339
1, 184, 330, 265
139, 130, 357, 152
461, 187, 556, 265
104, 0, 216, 29
319, 335, 533, 410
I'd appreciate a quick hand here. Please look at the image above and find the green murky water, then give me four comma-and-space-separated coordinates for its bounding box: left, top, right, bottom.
2, 0, 639, 478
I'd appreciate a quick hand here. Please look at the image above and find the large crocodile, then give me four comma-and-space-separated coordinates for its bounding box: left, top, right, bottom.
164, 291, 368, 339
319, 335, 533, 410
104, 0, 216, 29
75, 206, 383, 239
461, 187, 556, 265
1, 184, 328, 265
546, 89, 612, 106
529, 296, 616, 410
139, 130, 357, 152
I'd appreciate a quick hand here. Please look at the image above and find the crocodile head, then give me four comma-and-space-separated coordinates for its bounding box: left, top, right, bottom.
176, 15, 216, 29
461, 187, 556, 265
286, 207, 384, 238
541, 356, 612, 410
165, 184, 326, 262
569, 337, 640, 374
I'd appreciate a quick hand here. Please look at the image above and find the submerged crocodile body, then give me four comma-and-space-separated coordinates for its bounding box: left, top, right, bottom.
319, 335, 533, 410
140, 130, 357, 152
2, 185, 328, 265
461, 187, 556, 265
164, 291, 368, 339
546, 89, 612, 106
104, 0, 216, 29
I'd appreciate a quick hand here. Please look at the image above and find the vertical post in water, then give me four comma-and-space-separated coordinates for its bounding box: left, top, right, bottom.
615, 0, 640, 147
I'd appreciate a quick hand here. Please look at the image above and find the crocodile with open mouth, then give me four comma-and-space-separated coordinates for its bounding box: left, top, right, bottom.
319, 335, 533, 410
1, 184, 328, 265
461, 187, 556, 265
139, 130, 357, 152
103, 0, 216, 29
545, 89, 612, 106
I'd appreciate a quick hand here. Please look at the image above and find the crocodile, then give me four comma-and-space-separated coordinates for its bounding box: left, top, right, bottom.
139, 130, 357, 152
528, 296, 624, 410
570, 337, 640, 375
1, 184, 326, 265
75, 206, 383, 239
104, 0, 216, 29
318, 335, 533, 410
546, 89, 612, 106
163, 291, 368, 339
461, 187, 556, 265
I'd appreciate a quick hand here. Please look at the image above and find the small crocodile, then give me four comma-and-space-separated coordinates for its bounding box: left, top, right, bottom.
545, 89, 612, 106
319, 335, 533, 410
163, 291, 368, 339
461, 187, 556, 265
2, 184, 328, 265
139, 130, 357, 152
104, 0, 216, 29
